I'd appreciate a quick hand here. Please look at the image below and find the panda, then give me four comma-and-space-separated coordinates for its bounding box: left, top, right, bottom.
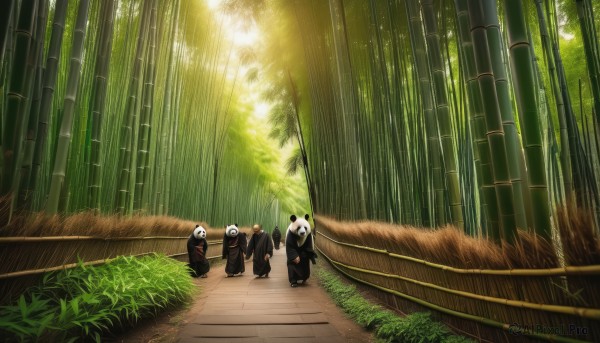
187, 224, 209, 278
286, 215, 312, 247
285, 214, 317, 287
225, 224, 239, 237
222, 224, 247, 276
194, 225, 207, 240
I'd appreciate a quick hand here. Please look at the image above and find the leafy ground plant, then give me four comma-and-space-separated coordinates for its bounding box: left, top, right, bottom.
316, 268, 473, 343
0, 254, 195, 342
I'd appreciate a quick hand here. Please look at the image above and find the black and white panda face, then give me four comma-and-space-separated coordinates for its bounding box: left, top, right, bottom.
193, 226, 206, 239
288, 214, 311, 238
226, 224, 239, 237
297, 227, 307, 236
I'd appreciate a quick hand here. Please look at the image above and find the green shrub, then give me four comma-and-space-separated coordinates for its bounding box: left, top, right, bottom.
0, 254, 195, 342
376, 312, 451, 343
316, 269, 474, 343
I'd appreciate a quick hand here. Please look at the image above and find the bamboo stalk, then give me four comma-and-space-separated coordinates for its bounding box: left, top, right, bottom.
45, 0, 91, 214
1, 0, 38, 224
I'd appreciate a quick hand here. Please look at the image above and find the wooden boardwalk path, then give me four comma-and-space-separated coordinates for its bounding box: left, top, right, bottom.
176, 247, 372, 343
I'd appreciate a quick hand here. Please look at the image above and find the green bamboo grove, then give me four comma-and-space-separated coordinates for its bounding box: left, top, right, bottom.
245, 0, 600, 242
1, 0, 600, 244
0, 0, 310, 230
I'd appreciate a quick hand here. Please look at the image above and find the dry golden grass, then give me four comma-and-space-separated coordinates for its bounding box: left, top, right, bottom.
556, 203, 600, 266
502, 230, 558, 269
316, 215, 566, 269
0, 211, 231, 240
0, 195, 13, 228
0, 207, 257, 244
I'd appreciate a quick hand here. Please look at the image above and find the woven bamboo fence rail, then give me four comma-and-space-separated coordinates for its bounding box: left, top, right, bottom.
0, 236, 226, 304
315, 222, 600, 343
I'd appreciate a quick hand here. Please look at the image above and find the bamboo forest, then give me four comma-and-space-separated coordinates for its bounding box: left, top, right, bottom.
1, 0, 600, 342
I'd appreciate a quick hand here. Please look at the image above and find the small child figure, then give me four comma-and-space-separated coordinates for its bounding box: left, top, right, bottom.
271, 225, 282, 250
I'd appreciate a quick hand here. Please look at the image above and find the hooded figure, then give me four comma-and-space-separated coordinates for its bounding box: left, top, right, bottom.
222, 224, 247, 276
187, 225, 210, 278
246, 224, 273, 277
271, 226, 282, 250
286, 214, 317, 287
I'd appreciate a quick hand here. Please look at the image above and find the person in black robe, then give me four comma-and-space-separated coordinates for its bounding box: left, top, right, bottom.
271, 226, 282, 250
187, 225, 210, 278
222, 224, 247, 277
246, 224, 273, 277
286, 214, 317, 287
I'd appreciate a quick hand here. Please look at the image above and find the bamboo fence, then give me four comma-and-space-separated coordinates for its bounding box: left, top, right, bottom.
0, 227, 249, 304
315, 217, 600, 343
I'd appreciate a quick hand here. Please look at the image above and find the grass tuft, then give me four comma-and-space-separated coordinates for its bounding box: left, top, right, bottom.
556, 203, 600, 266
316, 268, 473, 343
0, 254, 195, 342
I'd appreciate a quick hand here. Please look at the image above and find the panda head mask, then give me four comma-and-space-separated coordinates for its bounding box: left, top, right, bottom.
226, 224, 239, 238
288, 214, 312, 246
193, 225, 207, 240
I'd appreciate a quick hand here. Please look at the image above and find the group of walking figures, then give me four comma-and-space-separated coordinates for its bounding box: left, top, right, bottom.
186, 214, 317, 288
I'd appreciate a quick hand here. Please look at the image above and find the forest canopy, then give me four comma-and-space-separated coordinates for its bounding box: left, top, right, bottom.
0, 0, 599, 241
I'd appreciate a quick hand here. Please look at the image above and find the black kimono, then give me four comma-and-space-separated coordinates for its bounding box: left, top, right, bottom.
271, 227, 282, 250
246, 231, 273, 277
222, 233, 247, 275
187, 235, 210, 277
286, 231, 317, 285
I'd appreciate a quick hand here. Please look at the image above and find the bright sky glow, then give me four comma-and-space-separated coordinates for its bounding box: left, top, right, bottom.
559, 31, 575, 41
557, 9, 575, 41
254, 102, 271, 119
205, 0, 273, 137
206, 0, 262, 47
207, 0, 263, 81
233, 27, 260, 46
207, 0, 221, 9
200, 0, 333, 214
